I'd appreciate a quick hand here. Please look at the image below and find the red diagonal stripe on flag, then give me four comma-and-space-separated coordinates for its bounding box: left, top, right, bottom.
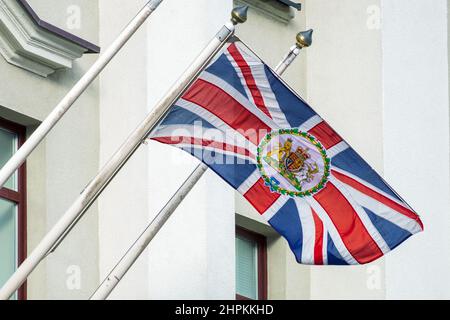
227, 43, 272, 119
308, 121, 342, 150
244, 178, 280, 214
314, 182, 383, 264
183, 80, 271, 145
332, 169, 424, 230
152, 136, 255, 159
311, 209, 324, 265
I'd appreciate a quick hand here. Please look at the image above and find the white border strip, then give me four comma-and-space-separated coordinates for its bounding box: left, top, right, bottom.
237, 169, 261, 194
327, 141, 349, 158
295, 198, 316, 265
234, 42, 291, 128
299, 115, 323, 132
340, 181, 423, 235
332, 166, 412, 210
262, 196, 289, 221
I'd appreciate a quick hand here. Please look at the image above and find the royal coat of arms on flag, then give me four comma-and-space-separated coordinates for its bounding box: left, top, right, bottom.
149, 40, 424, 265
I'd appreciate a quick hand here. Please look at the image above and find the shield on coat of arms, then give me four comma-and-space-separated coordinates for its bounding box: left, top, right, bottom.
284, 147, 310, 173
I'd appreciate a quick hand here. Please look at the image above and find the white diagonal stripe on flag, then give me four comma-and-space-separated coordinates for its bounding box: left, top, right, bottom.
237, 169, 261, 194
332, 166, 412, 211
200, 71, 280, 130
299, 115, 323, 132
341, 182, 423, 235
327, 141, 349, 158
330, 176, 391, 255
233, 43, 291, 128
322, 230, 328, 265
295, 198, 316, 265
224, 49, 255, 105
262, 196, 290, 221
306, 197, 359, 265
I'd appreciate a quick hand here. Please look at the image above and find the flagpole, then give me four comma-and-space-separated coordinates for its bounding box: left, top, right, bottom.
0, 5, 249, 300
275, 29, 313, 74
0, 0, 163, 189
90, 29, 313, 300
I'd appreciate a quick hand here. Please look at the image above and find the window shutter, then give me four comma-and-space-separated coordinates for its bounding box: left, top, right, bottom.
0, 198, 18, 299
236, 235, 258, 299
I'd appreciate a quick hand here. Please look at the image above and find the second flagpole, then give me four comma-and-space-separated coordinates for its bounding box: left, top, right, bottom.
90, 29, 313, 300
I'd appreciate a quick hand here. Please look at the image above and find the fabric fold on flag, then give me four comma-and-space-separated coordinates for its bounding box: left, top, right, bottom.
148, 40, 423, 265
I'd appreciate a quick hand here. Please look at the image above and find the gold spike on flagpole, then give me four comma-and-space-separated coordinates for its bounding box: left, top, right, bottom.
231, 5, 249, 25
296, 29, 313, 48
275, 29, 313, 74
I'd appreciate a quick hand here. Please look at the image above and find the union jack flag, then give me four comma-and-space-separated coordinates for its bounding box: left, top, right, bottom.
150, 40, 423, 265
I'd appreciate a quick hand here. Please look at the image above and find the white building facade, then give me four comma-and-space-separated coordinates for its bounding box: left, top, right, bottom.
0, 0, 449, 299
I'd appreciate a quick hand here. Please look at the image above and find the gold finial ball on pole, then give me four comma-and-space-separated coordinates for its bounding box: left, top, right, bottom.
231, 5, 249, 25
296, 29, 313, 48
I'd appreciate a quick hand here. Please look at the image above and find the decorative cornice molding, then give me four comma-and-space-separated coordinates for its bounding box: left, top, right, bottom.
235, 0, 296, 23
0, 0, 99, 77
277, 0, 301, 11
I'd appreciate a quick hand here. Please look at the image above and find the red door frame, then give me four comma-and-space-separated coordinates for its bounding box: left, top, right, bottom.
0, 117, 27, 300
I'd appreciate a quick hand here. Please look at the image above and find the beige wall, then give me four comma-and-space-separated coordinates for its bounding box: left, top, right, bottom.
305, 0, 385, 299
145, 0, 236, 300
97, 0, 151, 299
382, 0, 450, 299
0, 0, 100, 299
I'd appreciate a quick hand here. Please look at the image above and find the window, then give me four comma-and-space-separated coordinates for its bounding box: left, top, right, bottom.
0, 118, 26, 300
235, 227, 267, 300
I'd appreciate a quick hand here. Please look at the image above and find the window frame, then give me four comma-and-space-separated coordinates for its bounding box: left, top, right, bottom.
235, 226, 267, 300
0, 117, 27, 300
